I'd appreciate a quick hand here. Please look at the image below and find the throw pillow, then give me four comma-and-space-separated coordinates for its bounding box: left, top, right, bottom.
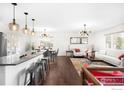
75, 48, 80, 52
118, 54, 124, 60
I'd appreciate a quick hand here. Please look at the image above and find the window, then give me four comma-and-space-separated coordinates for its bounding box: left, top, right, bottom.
105, 31, 124, 49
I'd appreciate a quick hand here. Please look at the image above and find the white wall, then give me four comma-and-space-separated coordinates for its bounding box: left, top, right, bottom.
38, 31, 93, 55
91, 23, 124, 51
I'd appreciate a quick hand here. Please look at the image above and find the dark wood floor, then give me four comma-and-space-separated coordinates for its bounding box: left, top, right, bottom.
44, 56, 82, 85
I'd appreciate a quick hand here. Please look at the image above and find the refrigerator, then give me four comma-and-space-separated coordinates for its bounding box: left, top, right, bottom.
0, 32, 7, 57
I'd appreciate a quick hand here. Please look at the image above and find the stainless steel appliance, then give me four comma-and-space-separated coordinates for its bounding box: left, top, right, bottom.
0, 32, 7, 57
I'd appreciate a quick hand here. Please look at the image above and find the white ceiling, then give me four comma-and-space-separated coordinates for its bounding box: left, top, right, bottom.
0, 3, 124, 32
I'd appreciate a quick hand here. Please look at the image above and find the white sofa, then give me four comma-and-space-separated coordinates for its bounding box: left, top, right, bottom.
95, 49, 124, 67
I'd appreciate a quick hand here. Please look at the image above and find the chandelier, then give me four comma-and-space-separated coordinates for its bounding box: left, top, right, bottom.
80, 24, 91, 37
40, 29, 53, 38
41, 29, 48, 38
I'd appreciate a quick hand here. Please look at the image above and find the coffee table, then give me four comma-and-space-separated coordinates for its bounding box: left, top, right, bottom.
70, 58, 113, 76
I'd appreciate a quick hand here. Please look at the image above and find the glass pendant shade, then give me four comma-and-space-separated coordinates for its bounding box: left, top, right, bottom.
22, 12, 30, 34
8, 20, 19, 31
22, 26, 30, 34
31, 19, 35, 36
9, 3, 19, 31
31, 31, 35, 36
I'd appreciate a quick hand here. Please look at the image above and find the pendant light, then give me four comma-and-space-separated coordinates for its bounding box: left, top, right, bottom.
8, 3, 19, 31
22, 12, 30, 34
31, 19, 35, 36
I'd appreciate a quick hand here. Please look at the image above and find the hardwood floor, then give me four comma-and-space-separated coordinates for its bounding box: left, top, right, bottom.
43, 56, 82, 85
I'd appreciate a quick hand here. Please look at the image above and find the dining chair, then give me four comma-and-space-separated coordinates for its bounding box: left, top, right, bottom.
52, 48, 59, 62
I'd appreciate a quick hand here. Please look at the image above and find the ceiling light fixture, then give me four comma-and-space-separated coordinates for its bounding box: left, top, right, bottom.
31, 19, 35, 36
8, 3, 19, 31
42, 29, 48, 37
40, 28, 53, 38
80, 24, 91, 37
22, 12, 30, 34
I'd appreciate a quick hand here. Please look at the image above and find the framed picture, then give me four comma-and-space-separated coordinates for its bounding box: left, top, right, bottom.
81, 37, 88, 44
70, 37, 81, 44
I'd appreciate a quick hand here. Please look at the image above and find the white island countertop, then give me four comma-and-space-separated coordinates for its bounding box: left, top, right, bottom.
0, 50, 46, 66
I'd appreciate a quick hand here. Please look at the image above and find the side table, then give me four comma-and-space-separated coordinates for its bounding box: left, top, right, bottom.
66, 50, 73, 57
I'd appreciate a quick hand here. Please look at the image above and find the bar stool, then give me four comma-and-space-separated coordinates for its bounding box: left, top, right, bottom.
33, 63, 44, 85
36, 59, 46, 84
24, 61, 45, 85
37, 58, 49, 81
24, 64, 35, 85
43, 49, 50, 69
41, 58, 49, 74
35, 59, 49, 84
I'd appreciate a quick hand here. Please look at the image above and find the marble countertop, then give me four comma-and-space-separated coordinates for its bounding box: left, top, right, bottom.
0, 50, 46, 66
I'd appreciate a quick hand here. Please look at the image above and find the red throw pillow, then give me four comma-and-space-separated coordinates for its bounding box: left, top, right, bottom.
118, 54, 124, 60
75, 48, 80, 52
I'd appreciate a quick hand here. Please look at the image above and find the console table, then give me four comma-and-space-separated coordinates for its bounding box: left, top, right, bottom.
66, 50, 73, 57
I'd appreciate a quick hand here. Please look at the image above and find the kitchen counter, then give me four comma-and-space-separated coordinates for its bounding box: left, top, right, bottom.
0, 50, 46, 85
0, 50, 46, 66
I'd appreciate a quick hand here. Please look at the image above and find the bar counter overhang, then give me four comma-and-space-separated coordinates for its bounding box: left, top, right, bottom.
0, 50, 46, 85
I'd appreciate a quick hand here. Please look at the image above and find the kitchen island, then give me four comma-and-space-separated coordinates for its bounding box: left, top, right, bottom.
0, 50, 46, 85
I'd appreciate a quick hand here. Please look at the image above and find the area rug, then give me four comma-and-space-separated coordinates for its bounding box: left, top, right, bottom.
70, 58, 111, 75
